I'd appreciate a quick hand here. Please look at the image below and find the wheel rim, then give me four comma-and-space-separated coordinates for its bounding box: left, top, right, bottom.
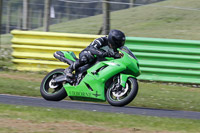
108, 79, 133, 101
112, 83, 129, 97
43, 72, 64, 94
49, 79, 59, 89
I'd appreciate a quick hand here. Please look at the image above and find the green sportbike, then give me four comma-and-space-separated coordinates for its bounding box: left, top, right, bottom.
40, 46, 141, 106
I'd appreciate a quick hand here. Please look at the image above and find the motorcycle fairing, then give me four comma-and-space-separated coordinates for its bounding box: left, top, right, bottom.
61, 51, 77, 62
63, 48, 140, 102
120, 74, 136, 88
64, 60, 126, 101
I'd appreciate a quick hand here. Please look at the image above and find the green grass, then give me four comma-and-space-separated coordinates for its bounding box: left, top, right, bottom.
0, 77, 40, 97
0, 42, 13, 70
0, 104, 200, 133
0, 71, 42, 97
48, 0, 200, 40
0, 34, 13, 45
0, 70, 200, 112
1, 1, 200, 132
0, 0, 200, 114
134, 82, 200, 111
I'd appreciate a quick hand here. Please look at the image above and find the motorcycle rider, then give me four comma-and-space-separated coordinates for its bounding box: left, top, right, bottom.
64, 29, 126, 78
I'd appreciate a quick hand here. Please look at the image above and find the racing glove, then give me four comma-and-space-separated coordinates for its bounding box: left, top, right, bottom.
103, 51, 121, 59
102, 51, 113, 57
113, 52, 121, 59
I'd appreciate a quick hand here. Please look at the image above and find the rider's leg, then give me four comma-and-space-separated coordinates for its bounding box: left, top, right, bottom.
64, 51, 95, 78
64, 59, 83, 78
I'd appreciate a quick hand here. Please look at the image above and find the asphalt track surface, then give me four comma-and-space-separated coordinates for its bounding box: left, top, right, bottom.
0, 94, 200, 120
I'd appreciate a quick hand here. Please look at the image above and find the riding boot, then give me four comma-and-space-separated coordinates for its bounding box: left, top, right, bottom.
65, 58, 85, 78
64, 65, 74, 78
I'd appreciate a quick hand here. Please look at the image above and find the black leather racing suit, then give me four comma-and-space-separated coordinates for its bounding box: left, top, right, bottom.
67, 36, 120, 73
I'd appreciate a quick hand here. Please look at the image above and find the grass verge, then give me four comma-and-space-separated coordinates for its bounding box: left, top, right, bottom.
0, 104, 200, 133
0, 34, 13, 45
48, 0, 200, 40
0, 70, 200, 112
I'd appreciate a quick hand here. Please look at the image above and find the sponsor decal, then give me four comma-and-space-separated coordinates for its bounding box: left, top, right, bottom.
92, 91, 101, 97
69, 91, 101, 98
69, 91, 92, 97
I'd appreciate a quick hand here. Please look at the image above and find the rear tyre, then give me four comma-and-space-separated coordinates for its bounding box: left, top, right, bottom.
106, 77, 138, 107
40, 69, 67, 101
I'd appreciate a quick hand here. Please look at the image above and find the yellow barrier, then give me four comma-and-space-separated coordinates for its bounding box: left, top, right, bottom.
11, 30, 102, 71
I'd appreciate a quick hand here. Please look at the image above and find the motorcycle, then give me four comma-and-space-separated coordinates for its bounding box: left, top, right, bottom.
40, 46, 141, 106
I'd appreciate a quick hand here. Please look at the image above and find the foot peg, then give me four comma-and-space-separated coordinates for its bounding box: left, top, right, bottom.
65, 77, 74, 84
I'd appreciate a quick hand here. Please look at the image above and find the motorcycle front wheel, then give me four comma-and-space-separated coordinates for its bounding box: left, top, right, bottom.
106, 77, 138, 107
40, 69, 67, 101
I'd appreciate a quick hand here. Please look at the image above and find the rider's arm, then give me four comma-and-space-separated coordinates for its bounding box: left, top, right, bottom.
90, 37, 107, 49
89, 37, 122, 58
89, 37, 108, 57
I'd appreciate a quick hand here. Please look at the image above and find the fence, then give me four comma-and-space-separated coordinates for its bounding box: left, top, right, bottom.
1, 0, 200, 47
0, 0, 167, 35
11, 30, 200, 84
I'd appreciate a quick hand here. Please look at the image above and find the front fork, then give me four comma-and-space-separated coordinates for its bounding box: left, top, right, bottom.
120, 73, 136, 88
111, 74, 136, 93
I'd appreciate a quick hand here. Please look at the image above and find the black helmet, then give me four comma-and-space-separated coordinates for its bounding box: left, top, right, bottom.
108, 29, 126, 49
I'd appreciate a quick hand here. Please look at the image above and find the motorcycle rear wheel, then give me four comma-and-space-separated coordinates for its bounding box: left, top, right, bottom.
40, 69, 67, 101
106, 77, 138, 107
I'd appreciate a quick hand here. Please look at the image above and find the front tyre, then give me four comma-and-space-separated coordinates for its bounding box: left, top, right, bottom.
40, 69, 67, 101
106, 77, 138, 107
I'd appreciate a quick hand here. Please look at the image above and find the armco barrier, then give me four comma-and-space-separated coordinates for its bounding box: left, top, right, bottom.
126, 37, 200, 84
11, 30, 200, 84
11, 30, 101, 72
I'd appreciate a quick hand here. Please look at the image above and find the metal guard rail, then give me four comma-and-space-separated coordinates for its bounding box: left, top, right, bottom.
11, 30, 200, 84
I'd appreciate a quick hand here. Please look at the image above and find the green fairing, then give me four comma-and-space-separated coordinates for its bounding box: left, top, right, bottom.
61, 51, 76, 62
64, 48, 141, 102
120, 74, 136, 88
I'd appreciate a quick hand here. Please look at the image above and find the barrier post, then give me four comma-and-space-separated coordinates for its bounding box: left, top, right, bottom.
102, 0, 110, 35
23, 0, 29, 30
44, 0, 51, 32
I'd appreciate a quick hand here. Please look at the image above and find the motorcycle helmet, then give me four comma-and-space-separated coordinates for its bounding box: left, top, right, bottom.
108, 29, 126, 49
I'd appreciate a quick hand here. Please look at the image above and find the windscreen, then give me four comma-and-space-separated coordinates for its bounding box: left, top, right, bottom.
120, 46, 138, 60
